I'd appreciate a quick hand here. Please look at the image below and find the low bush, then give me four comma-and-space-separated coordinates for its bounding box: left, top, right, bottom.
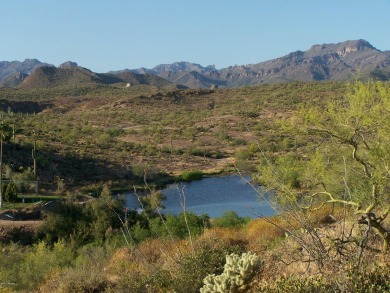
213, 211, 250, 228
257, 265, 390, 292
258, 275, 334, 293
114, 269, 172, 293
181, 170, 203, 181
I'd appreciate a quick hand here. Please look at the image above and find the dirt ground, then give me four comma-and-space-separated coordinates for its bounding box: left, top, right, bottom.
0, 220, 40, 244
0, 220, 42, 227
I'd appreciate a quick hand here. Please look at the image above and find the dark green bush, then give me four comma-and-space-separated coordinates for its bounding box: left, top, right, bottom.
37, 200, 88, 244
4, 182, 18, 202
163, 212, 207, 239
37, 185, 123, 244
129, 210, 210, 243
12, 168, 36, 193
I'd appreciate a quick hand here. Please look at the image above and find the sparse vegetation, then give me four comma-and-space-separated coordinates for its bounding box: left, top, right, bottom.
0, 80, 388, 292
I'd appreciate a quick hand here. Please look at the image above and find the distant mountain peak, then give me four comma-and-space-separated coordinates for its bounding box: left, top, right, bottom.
152, 61, 205, 73
350, 39, 375, 49
59, 61, 78, 68
1, 39, 389, 89
308, 39, 376, 55
150, 39, 389, 87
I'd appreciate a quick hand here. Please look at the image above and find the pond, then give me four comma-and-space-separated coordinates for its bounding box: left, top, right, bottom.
124, 175, 276, 218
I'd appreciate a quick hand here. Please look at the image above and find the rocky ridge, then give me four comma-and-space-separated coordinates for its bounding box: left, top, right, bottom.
1, 39, 389, 89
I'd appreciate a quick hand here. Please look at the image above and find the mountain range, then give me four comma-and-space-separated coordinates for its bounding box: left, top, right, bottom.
1, 39, 389, 89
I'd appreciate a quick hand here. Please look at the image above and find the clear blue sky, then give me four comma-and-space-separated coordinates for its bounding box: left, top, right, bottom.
1, 0, 389, 72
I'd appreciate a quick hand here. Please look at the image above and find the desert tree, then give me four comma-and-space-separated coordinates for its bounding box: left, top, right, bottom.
255, 80, 390, 270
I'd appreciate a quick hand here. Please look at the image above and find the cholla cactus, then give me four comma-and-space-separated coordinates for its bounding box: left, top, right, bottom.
200, 252, 262, 293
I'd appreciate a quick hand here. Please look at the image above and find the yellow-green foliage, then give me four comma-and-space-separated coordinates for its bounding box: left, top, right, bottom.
200, 252, 262, 293
256, 81, 390, 252
257, 265, 390, 293
0, 241, 74, 291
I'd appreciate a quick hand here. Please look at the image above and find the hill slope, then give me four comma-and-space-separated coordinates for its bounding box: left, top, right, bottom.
18, 66, 177, 90
0, 59, 52, 86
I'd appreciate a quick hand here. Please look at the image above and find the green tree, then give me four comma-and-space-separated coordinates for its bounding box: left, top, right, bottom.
257, 81, 390, 261
37, 200, 89, 243
86, 183, 123, 243
4, 182, 18, 202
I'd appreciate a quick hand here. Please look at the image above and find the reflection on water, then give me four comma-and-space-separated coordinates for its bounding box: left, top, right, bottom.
124, 175, 275, 218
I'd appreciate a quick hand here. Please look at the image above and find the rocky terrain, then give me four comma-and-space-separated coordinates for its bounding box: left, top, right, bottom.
129, 39, 390, 87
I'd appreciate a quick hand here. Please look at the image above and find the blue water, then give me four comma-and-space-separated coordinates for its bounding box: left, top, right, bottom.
124, 175, 275, 218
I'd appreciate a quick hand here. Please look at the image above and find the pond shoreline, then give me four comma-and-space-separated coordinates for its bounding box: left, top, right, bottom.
122, 175, 274, 218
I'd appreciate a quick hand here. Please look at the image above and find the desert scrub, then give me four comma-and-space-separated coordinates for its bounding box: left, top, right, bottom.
170, 242, 245, 293
344, 265, 390, 293
258, 276, 334, 293
257, 265, 390, 292
200, 252, 262, 293
0, 241, 75, 292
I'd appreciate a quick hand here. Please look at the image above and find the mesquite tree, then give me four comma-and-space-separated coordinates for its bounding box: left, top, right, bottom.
257, 81, 390, 259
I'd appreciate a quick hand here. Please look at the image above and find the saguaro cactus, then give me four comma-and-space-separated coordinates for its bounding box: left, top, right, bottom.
32, 141, 37, 177
200, 252, 262, 293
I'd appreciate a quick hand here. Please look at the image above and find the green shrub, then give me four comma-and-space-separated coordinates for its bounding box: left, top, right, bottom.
231, 138, 247, 146
12, 168, 36, 193
131, 163, 160, 181
345, 266, 390, 293
235, 150, 252, 161
213, 211, 250, 228
258, 266, 390, 292
37, 186, 123, 244
37, 200, 88, 244
130, 220, 153, 243
114, 270, 172, 293
181, 170, 203, 181
259, 276, 333, 293
13, 240, 75, 291
0, 243, 24, 290
163, 212, 206, 239
41, 245, 110, 293
4, 182, 18, 202
45, 269, 109, 293
86, 184, 123, 243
